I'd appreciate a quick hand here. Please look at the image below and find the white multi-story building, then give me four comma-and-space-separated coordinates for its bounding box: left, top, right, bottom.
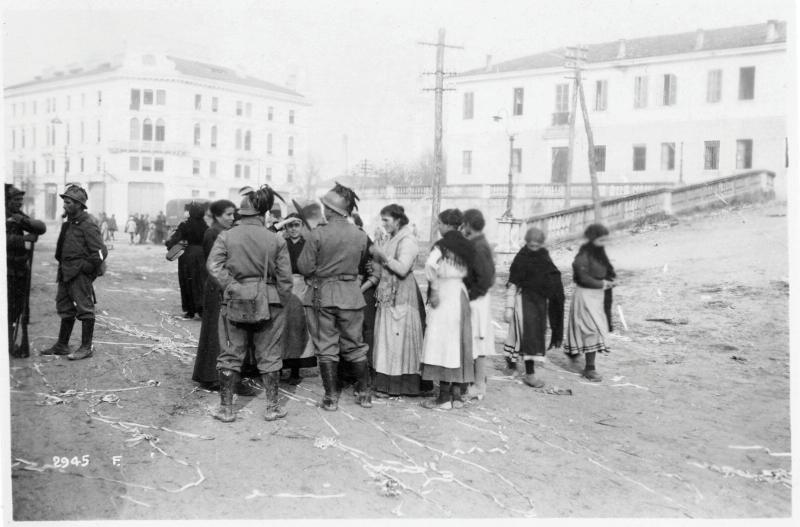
446, 20, 788, 196
4, 52, 310, 220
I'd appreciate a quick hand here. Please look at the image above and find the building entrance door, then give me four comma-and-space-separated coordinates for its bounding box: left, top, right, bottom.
551, 147, 568, 183
44, 184, 58, 220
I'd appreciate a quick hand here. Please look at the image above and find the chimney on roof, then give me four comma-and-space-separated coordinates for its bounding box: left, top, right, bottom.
485, 54, 493, 72
766, 19, 779, 42
616, 39, 626, 59
694, 29, 705, 50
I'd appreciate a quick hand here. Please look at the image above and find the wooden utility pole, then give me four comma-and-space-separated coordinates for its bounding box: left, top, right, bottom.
566, 45, 602, 222
419, 29, 462, 242
564, 50, 580, 208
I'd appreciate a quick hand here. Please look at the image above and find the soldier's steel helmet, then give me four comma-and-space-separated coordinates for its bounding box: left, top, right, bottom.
59, 185, 88, 207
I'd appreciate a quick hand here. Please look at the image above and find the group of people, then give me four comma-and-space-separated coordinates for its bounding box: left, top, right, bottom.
5, 179, 616, 424
124, 212, 168, 245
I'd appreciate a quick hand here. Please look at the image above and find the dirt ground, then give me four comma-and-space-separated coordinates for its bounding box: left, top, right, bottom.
5, 200, 791, 521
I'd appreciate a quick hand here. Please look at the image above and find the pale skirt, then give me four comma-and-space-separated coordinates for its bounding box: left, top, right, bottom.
470, 293, 498, 357
565, 286, 610, 355
422, 278, 469, 368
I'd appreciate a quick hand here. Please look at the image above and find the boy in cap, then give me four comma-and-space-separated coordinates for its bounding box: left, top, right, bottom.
42, 185, 107, 360
5, 184, 47, 357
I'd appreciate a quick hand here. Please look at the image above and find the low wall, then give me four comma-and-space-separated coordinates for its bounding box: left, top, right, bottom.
520, 170, 775, 247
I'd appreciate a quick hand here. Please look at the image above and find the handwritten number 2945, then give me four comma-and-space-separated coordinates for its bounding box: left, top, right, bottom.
52, 455, 90, 468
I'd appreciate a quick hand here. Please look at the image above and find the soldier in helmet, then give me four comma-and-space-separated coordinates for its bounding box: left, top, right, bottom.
5, 184, 47, 357
297, 183, 372, 411
206, 185, 293, 423
42, 185, 107, 360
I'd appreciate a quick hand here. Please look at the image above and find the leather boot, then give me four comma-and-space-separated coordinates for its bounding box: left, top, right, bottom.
318, 361, 340, 411
41, 318, 75, 356
351, 360, 372, 408
583, 352, 602, 382
214, 369, 238, 422
262, 372, 288, 421
68, 319, 94, 360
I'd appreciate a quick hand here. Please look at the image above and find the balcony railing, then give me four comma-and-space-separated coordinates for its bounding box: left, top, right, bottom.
107, 140, 190, 156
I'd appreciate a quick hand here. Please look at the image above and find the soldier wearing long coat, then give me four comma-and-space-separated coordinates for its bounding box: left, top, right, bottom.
5, 184, 46, 358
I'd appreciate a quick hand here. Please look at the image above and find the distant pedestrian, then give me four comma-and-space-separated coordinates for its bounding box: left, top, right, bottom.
565, 223, 616, 381
42, 185, 107, 360
166, 202, 208, 319
370, 204, 429, 397
107, 214, 118, 241
419, 209, 474, 410
100, 213, 109, 242
504, 227, 565, 388
6, 184, 47, 358
125, 216, 137, 244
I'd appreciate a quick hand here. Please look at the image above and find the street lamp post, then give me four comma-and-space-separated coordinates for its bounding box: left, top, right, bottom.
493, 110, 516, 218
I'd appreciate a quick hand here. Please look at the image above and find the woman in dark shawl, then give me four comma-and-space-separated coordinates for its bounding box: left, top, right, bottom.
564, 223, 616, 382
503, 227, 565, 388
165, 201, 209, 319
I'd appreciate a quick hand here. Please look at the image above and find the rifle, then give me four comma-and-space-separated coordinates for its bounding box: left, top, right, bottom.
11, 241, 35, 355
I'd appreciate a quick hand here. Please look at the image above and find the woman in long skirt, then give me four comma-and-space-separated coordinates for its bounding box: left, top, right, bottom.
564, 223, 616, 381
503, 227, 565, 388
165, 202, 208, 319
370, 204, 428, 396
277, 213, 318, 384
420, 209, 475, 409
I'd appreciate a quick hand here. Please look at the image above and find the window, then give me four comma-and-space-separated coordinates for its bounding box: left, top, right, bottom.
79, 158, 84, 172
553, 84, 570, 125
130, 89, 141, 110
661, 143, 675, 170
594, 145, 606, 172
51, 125, 56, 146
194, 124, 201, 146
235, 129, 242, 150
463, 92, 474, 119
142, 119, 153, 141
707, 70, 722, 103
288, 136, 294, 156
634, 76, 648, 108
244, 130, 251, 151
235, 164, 242, 178
97, 120, 101, 142
246, 103, 252, 117
129, 156, 139, 170
211, 126, 218, 148
236, 101, 243, 116
462, 150, 472, 175
156, 90, 166, 105
287, 165, 295, 183
130, 118, 140, 140
142, 157, 152, 171
736, 139, 753, 169
80, 122, 85, 143
267, 133, 273, 154
209, 191, 216, 198
704, 140, 720, 170
265, 167, 272, 181
192, 190, 200, 198
288, 110, 295, 124
11, 130, 15, 150
154, 158, 164, 172
210, 161, 217, 176
595, 80, 608, 111
551, 147, 568, 183
65, 123, 70, 145
511, 148, 522, 173
662, 74, 677, 106
143, 90, 153, 105
633, 145, 647, 171
268, 106, 274, 121
212, 97, 218, 112
195, 94, 202, 110
21, 129, 25, 149
513, 87, 524, 115
739, 67, 755, 100
155, 119, 165, 141
96, 157, 102, 172
192, 159, 200, 175
65, 156, 70, 174
244, 165, 251, 179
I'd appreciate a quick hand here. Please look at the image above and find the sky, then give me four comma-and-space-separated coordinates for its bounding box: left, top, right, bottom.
2, 0, 795, 178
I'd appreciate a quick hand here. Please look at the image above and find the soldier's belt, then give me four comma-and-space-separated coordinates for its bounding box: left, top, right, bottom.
305, 274, 357, 286
239, 276, 276, 285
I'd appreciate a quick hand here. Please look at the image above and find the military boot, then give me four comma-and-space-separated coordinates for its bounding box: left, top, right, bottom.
41, 318, 75, 356
318, 361, 341, 411
262, 372, 288, 421
351, 360, 372, 408
214, 369, 238, 422
68, 319, 95, 360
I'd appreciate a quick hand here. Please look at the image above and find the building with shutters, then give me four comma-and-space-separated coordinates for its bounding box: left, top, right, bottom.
4, 52, 310, 220
446, 20, 788, 197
